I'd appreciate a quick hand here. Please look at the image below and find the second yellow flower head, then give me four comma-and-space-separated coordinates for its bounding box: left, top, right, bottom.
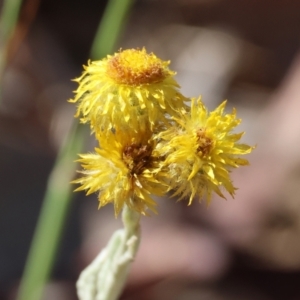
70, 48, 187, 135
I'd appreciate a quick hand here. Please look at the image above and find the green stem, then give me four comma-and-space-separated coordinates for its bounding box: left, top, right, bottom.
16, 124, 87, 300
76, 205, 140, 300
16, 0, 135, 299
0, 0, 23, 99
0, 0, 23, 41
90, 0, 134, 59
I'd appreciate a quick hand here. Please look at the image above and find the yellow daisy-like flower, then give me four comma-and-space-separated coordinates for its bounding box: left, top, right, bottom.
73, 128, 167, 216
69, 48, 187, 134
155, 98, 254, 205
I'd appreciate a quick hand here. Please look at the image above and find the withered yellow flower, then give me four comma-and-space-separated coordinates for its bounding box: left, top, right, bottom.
73, 128, 167, 216
155, 98, 254, 205
69, 48, 187, 134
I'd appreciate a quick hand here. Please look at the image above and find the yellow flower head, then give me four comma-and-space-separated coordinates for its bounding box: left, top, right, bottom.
73, 128, 167, 216
69, 48, 187, 134
155, 98, 254, 205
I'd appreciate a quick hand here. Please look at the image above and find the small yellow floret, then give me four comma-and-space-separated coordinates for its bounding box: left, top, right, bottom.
72, 129, 167, 216
155, 97, 254, 205
106, 48, 168, 85
69, 48, 187, 134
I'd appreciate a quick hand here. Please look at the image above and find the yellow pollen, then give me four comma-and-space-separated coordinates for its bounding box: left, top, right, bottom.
122, 143, 153, 175
196, 128, 213, 156
106, 49, 167, 85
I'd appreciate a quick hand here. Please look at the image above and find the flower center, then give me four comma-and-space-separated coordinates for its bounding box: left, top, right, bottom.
122, 143, 153, 175
106, 49, 168, 85
196, 128, 213, 157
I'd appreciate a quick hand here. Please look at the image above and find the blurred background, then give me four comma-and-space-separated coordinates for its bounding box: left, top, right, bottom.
1, 0, 300, 299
